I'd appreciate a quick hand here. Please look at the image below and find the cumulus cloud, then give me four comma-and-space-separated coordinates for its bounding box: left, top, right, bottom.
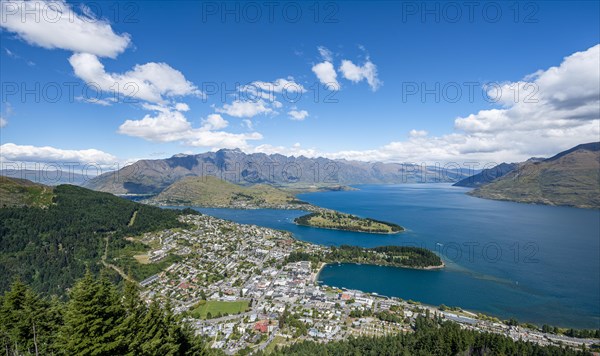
339, 59, 382, 91
184, 130, 263, 149
409, 129, 428, 138
257, 45, 600, 163
311, 61, 339, 89
200, 114, 228, 131
451, 44, 600, 156
175, 103, 190, 112
0, 143, 118, 165
216, 99, 274, 118
69, 53, 200, 104
244, 78, 305, 94
2, 1, 198, 106
0, 0, 130, 58
118, 109, 192, 142
118, 108, 262, 149
288, 109, 309, 121
252, 143, 319, 157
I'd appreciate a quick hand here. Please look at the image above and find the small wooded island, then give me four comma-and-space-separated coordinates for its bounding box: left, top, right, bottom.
286, 245, 444, 269
294, 211, 404, 234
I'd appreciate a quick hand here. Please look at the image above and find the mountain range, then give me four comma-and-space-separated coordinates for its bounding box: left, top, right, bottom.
83, 149, 472, 195
0, 169, 88, 186
5, 143, 597, 210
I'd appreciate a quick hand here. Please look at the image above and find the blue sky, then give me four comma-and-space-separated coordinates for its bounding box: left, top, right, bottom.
1, 1, 599, 169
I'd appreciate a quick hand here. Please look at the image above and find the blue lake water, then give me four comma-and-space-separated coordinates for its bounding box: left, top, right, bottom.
185, 184, 600, 329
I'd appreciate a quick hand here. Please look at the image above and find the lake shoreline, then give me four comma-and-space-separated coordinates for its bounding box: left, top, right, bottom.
316, 261, 446, 275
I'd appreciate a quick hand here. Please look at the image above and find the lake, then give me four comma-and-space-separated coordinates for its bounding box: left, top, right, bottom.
187, 184, 600, 329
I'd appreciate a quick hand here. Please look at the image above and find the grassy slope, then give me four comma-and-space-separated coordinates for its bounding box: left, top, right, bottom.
148, 175, 300, 207
470, 147, 600, 209
0, 176, 54, 208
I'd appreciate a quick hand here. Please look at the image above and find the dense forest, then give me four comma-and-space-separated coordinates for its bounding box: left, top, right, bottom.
263, 316, 591, 356
0, 184, 198, 296
286, 245, 443, 269
0, 274, 219, 355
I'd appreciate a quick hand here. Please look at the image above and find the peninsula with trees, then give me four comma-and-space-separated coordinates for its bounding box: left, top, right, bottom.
286, 245, 444, 270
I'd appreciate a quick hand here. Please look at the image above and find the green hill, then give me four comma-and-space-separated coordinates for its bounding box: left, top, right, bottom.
470, 143, 600, 209
0, 182, 197, 296
147, 175, 308, 208
0, 176, 54, 208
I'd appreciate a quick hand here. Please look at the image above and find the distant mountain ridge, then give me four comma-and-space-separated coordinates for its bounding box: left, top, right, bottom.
468, 143, 600, 209
84, 149, 472, 195
453, 163, 519, 188
1, 169, 88, 186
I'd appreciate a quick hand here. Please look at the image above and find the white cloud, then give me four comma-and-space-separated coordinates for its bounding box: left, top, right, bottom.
245, 78, 306, 94
0, 103, 12, 127
339, 59, 382, 91
450, 43, 600, 157
118, 109, 192, 142
317, 46, 333, 62
242, 119, 254, 130
175, 103, 190, 112
255, 45, 600, 163
75, 96, 117, 106
288, 110, 309, 121
239, 78, 305, 107
311, 61, 339, 89
118, 108, 262, 149
409, 129, 428, 138
69, 53, 200, 104
216, 100, 274, 118
252, 143, 319, 157
0, 143, 118, 165
0, 0, 130, 58
4, 48, 16, 58
185, 130, 263, 149
201, 114, 228, 131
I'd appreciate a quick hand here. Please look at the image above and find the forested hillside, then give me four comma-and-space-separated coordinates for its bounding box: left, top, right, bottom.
0, 184, 197, 296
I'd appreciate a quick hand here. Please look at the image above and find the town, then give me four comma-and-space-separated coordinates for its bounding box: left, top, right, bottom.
137, 214, 598, 354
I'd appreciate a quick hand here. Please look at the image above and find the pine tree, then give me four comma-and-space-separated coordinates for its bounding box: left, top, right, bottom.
59, 271, 125, 355
0, 279, 60, 355
119, 280, 145, 355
